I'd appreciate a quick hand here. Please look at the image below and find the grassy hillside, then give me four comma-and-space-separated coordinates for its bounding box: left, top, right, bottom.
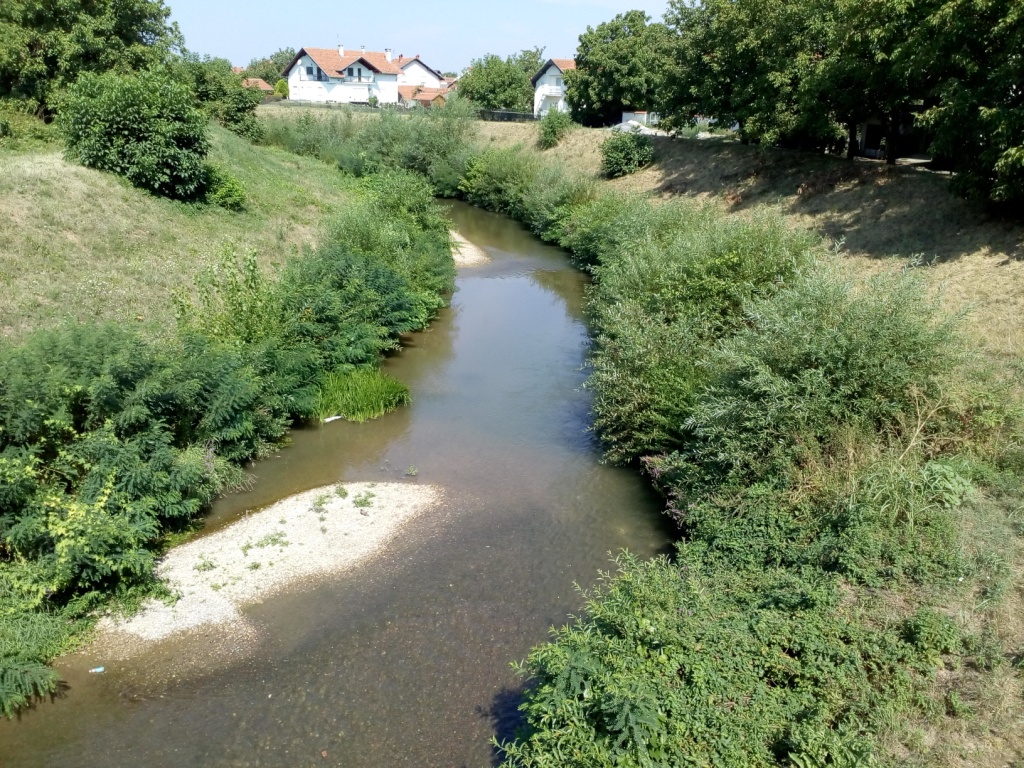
478, 122, 1024, 365
0, 126, 354, 339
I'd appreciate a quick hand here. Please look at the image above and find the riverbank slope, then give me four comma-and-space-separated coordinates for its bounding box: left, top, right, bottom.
477, 121, 1024, 363
0, 126, 357, 339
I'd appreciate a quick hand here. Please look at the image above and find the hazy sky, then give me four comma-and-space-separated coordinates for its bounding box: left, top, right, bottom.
167, 0, 670, 73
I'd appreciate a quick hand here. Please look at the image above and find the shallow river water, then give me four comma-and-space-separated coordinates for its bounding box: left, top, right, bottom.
0, 202, 671, 767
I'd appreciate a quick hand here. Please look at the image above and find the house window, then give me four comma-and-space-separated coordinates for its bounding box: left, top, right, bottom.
305, 66, 313, 79
556, 77, 563, 87
347, 67, 353, 77
317, 67, 325, 81
358, 67, 363, 81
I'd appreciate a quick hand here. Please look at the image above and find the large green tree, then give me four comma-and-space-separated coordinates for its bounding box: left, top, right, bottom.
567, 10, 674, 127
0, 0, 179, 114
909, 0, 1024, 204
243, 47, 296, 86
456, 48, 545, 113
664, 0, 839, 147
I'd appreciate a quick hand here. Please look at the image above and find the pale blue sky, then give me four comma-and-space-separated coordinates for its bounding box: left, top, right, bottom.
167, 0, 669, 73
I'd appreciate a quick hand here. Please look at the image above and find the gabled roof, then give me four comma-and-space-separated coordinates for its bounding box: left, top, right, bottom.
400, 56, 445, 81
242, 78, 274, 92
531, 58, 577, 85
398, 85, 450, 104
282, 47, 404, 78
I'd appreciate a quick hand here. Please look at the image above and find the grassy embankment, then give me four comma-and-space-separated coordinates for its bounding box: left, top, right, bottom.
256, 106, 1023, 767
0, 119, 454, 715
476, 121, 1024, 365
0, 124, 357, 339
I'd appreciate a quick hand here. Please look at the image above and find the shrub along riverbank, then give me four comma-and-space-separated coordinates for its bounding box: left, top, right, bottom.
258, 107, 1024, 766
0, 165, 454, 715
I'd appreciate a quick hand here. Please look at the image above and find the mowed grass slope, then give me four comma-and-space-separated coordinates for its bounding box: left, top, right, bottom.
478, 122, 1024, 363
0, 126, 353, 339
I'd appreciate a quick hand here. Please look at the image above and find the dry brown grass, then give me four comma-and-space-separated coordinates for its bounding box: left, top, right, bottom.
0, 126, 355, 340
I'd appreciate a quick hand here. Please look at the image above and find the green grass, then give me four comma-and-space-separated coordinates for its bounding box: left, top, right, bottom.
0, 124, 359, 339
314, 367, 411, 423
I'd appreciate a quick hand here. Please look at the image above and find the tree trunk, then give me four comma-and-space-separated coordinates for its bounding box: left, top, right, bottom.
846, 120, 858, 160
885, 110, 899, 165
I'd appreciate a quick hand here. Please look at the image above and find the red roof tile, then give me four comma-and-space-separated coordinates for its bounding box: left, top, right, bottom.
531, 58, 577, 85
243, 78, 274, 92
399, 85, 450, 103
288, 47, 404, 77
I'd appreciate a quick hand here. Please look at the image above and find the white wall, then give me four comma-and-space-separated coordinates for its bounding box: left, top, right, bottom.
286, 54, 400, 104
533, 65, 568, 117
397, 60, 442, 89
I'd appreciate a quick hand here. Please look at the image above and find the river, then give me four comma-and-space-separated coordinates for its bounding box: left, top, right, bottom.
0, 201, 671, 767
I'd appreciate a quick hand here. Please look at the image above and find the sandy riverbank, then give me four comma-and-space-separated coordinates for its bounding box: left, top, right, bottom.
95, 482, 440, 659
451, 230, 490, 266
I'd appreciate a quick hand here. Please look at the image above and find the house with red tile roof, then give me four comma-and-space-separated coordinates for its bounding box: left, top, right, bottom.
242, 78, 274, 93
398, 85, 449, 108
281, 46, 447, 106
531, 58, 576, 117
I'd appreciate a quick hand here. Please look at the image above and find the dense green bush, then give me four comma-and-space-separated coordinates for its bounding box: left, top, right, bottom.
600, 128, 654, 178
537, 109, 575, 149
259, 97, 478, 196
171, 56, 264, 141
204, 164, 247, 210
59, 70, 209, 199
502, 551, 937, 768
585, 200, 816, 462
459, 146, 540, 221
0, 165, 455, 716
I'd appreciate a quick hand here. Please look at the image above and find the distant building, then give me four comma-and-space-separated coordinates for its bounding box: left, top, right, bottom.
281, 46, 448, 105
531, 59, 576, 117
621, 111, 659, 126
399, 86, 448, 108
242, 78, 274, 93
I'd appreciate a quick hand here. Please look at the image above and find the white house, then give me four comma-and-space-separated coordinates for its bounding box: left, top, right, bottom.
398, 57, 446, 89
531, 58, 576, 117
282, 47, 447, 105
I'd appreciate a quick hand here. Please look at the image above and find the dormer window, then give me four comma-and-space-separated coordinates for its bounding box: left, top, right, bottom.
347, 68, 354, 77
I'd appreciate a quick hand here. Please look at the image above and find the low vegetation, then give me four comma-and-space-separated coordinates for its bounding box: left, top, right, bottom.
314, 368, 411, 423
599, 129, 654, 178
537, 109, 575, 150
251, 108, 1018, 764
1, 118, 454, 715
448, 139, 1023, 767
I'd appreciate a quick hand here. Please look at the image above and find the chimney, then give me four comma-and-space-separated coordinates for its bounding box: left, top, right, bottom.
398, 53, 404, 62
360, 45, 366, 54
338, 44, 344, 56
384, 48, 393, 62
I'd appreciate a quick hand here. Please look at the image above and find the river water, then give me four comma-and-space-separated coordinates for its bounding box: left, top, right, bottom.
0, 202, 671, 767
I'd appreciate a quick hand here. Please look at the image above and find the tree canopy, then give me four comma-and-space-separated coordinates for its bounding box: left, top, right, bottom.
656, 0, 1023, 205
456, 48, 545, 113
243, 47, 296, 86
567, 11, 673, 127
0, 0, 179, 113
